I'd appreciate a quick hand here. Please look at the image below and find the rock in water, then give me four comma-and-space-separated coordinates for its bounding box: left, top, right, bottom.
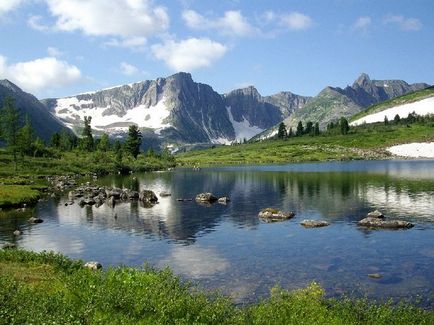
13, 230, 22, 236
358, 217, 414, 229
300, 220, 330, 228
218, 197, 230, 204
258, 208, 295, 222
28, 217, 43, 224
84, 261, 102, 270
1, 242, 16, 249
368, 273, 383, 279
160, 191, 172, 197
367, 210, 384, 218
139, 190, 158, 203
195, 193, 218, 203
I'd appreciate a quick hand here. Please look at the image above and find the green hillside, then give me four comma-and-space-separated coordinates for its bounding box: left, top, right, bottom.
350, 86, 434, 122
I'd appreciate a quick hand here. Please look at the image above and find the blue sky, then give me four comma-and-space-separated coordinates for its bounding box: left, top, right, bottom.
0, 0, 433, 99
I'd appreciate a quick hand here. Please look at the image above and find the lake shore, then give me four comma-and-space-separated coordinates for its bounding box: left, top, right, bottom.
0, 249, 432, 324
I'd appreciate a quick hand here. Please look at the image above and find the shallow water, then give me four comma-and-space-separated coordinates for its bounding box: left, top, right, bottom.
1, 160, 434, 305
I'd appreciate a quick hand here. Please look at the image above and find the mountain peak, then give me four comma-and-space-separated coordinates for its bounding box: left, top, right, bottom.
0, 79, 23, 93
353, 73, 371, 87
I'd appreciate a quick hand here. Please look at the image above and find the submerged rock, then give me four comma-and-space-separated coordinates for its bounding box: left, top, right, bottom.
368, 273, 383, 279
258, 208, 295, 222
195, 192, 218, 203
300, 220, 330, 228
139, 190, 158, 203
1, 242, 17, 249
84, 261, 102, 270
358, 217, 414, 229
159, 191, 172, 197
28, 217, 43, 224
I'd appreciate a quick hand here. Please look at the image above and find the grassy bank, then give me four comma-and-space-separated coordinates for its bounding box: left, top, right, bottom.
0, 249, 432, 324
177, 123, 434, 166
0, 149, 176, 208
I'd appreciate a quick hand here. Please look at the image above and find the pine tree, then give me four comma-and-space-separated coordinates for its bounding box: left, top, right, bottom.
17, 115, 35, 156
0, 97, 21, 171
314, 122, 320, 136
288, 127, 293, 137
296, 121, 304, 136
277, 122, 287, 139
125, 125, 142, 159
384, 116, 389, 125
339, 117, 350, 135
305, 121, 313, 135
80, 116, 94, 151
394, 114, 401, 124
97, 133, 110, 152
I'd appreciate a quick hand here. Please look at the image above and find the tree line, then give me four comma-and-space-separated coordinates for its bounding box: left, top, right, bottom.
276, 117, 350, 140
0, 96, 173, 171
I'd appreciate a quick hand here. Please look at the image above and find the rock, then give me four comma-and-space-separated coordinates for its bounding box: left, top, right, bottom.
28, 217, 43, 224
139, 190, 158, 203
82, 198, 96, 205
1, 242, 17, 249
368, 273, 383, 279
84, 261, 102, 270
106, 189, 122, 199
13, 230, 22, 236
358, 217, 414, 229
258, 208, 295, 222
218, 197, 230, 204
300, 220, 330, 228
107, 196, 116, 208
159, 191, 172, 197
195, 192, 217, 203
367, 210, 384, 218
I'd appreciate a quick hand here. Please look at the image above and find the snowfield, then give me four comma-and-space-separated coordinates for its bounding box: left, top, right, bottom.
226, 106, 264, 141
54, 96, 171, 133
387, 142, 434, 158
350, 96, 434, 126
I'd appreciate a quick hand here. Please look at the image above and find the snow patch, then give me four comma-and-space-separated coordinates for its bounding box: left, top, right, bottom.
227, 106, 264, 141
387, 142, 434, 158
351, 96, 434, 126
54, 96, 171, 133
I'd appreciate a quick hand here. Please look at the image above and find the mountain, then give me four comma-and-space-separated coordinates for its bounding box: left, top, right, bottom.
45, 73, 309, 148
256, 74, 430, 139
0, 80, 67, 141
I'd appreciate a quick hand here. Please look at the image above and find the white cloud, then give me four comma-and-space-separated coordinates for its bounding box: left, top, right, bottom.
104, 36, 147, 51
151, 38, 227, 71
0, 55, 81, 95
47, 47, 63, 57
27, 15, 50, 31
120, 62, 139, 76
384, 14, 422, 31
279, 12, 313, 31
182, 9, 256, 37
0, 0, 24, 16
44, 0, 169, 38
353, 16, 372, 31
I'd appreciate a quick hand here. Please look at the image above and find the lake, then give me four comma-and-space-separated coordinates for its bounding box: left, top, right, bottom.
1, 159, 434, 306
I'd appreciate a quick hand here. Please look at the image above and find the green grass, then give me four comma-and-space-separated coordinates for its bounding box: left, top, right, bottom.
0, 185, 40, 207
177, 123, 434, 166
350, 86, 434, 122
0, 249, 432, 324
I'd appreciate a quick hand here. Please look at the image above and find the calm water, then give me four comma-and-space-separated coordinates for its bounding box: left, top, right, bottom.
1, 160, 434, 305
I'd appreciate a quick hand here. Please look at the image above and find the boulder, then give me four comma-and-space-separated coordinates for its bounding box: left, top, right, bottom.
128, 191, 139, 199
258, 208, 295, 222
218, 197, 230, 204
28, 217, 43, 224
300, 220, 330, 228
367, 210, 384, 218
195, 192, 217, 203
84, 261, 102, 270
139, 190, 158, 203
358, 217, 414, 229
1, 242, 17, 249
13, 230, 22, 236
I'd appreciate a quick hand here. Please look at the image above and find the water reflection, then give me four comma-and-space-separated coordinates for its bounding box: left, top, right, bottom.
1, 160, 434, 305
